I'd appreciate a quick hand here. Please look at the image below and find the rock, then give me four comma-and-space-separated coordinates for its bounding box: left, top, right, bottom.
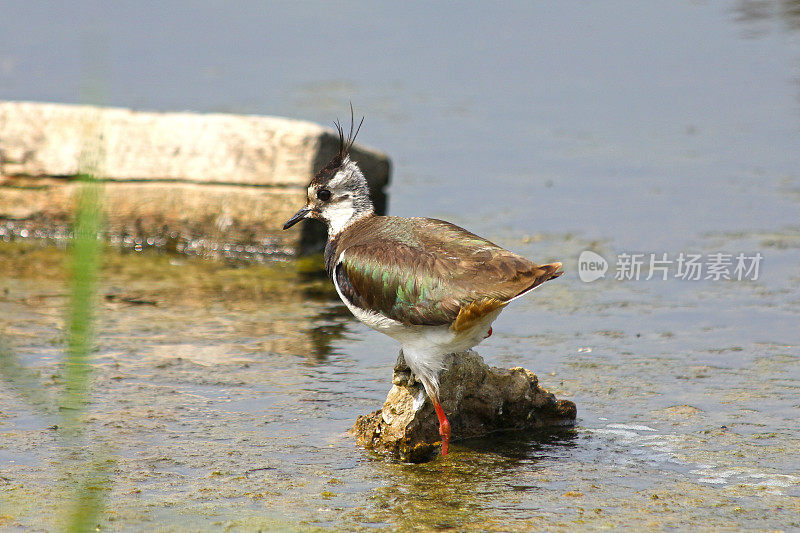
0, 101, 391, 256
353, 350, 576, 462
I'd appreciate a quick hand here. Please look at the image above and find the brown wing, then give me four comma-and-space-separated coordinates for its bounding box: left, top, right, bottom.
334, 217, 562, 327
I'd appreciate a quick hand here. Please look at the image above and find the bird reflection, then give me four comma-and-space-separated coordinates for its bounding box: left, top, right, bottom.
366, 427, 579, 530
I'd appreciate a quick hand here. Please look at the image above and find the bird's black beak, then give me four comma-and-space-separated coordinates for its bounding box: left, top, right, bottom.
283, 207, 311, 230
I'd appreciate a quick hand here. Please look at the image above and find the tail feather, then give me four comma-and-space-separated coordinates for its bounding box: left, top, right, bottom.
451, 262, 563, 332
512, 261, 563, 300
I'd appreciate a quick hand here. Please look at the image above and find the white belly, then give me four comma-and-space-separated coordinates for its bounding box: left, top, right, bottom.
332, 269, 500, 395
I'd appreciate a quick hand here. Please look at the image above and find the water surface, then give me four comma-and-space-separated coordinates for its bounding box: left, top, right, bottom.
1, 1, 799, 530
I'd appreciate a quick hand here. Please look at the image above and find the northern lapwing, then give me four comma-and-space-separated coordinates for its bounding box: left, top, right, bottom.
283, 112, 563, 456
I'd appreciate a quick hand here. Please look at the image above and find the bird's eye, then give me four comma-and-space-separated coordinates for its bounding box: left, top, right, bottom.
317, 189, 332, 202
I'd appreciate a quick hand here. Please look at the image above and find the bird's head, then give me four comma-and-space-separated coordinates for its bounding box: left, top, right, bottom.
283, 110, 374, 236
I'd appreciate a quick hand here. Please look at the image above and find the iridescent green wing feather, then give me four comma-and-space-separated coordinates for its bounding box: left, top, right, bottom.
333, 217, 561, 327
335, 241, 461, 325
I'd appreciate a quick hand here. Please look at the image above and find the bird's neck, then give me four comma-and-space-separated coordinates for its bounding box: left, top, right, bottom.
323, 209, 373, 278
327, 204, 374, 238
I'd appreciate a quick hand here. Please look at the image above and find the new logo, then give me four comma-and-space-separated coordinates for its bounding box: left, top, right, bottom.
578, 250, 608, 282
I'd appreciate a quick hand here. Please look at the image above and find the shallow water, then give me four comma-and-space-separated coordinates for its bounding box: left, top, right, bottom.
2, 1, 800, 531
1, 242, 798, 531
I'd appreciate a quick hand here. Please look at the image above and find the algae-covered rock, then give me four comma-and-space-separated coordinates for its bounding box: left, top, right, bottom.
353, 350, 576, 462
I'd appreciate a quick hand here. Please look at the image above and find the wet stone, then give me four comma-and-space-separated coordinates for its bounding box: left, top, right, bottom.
0, 101, 391, 256
353, 350, 577, 462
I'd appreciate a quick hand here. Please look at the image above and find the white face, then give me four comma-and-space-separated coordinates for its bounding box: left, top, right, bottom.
287, 157, 373, 236
309, 176, 359, 236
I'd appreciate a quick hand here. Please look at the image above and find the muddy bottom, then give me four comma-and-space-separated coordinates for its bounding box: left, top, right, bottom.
0, 240, 798, 531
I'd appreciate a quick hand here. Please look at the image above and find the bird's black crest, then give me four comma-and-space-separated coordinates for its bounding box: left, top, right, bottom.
311, 104, 364, 186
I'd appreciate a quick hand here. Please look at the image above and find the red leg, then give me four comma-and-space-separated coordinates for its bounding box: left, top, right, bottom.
432, 397, 451, 456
